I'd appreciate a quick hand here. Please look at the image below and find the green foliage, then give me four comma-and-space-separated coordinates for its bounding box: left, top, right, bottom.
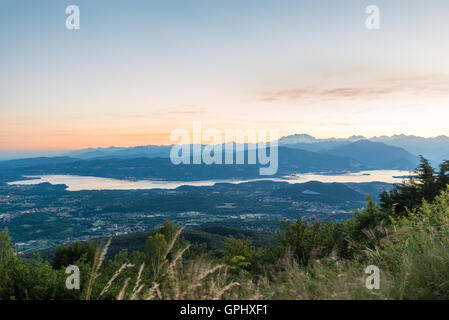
382, 189, 449, 299
277, 219, 342, 265
258, 258, 382, 300
52, 242, 97, 269
144, 220, 188, 277
272, 195, 390, 265
0, 228, 13, 263
145, 233, 168, 277
344, 195, 389, 250
222, 237, 253, 274
221, 236, 281, 275
0, 227, 77, 299
229, 256, 250, 273
381, 156, 449, 215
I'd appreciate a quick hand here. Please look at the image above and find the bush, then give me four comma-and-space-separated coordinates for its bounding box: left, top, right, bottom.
385, 189, 449, 299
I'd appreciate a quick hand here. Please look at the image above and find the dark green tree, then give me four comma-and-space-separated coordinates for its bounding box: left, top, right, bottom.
52, 242, 97, 269
381, 157, 449, 215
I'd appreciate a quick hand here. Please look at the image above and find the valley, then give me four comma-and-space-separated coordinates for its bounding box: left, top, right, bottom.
0, 179, 392, 254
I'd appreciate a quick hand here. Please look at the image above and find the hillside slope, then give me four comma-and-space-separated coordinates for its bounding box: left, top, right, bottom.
321, 140, 418, 169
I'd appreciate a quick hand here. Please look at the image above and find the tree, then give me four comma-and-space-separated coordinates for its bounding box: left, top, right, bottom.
277, 218, 340, 265
145, 233, 168, 277
437, 160, 449, 190
381, 157, 449, 215
417, 156, 438, 201
0, 228, 13, 263
52, 242, 97, 269
0, 228, 76, 300
222, 236, 270, 274
350, 195, 388, 238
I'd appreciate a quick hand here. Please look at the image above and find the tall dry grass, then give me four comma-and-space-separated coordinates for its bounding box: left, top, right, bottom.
85, 238, 111, 300
87, 227, 241, 300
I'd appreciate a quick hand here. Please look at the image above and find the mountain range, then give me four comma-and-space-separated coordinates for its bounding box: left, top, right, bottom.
62, 138, 421, 172
279, 134, 449, 163
2, 133, 448, 182
62, 134, 449, 164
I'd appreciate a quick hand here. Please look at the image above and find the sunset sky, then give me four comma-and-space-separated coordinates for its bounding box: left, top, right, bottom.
1, 0, 449, 151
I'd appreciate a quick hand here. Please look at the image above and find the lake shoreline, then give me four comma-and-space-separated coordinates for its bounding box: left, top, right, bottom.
7, 170, 412, 191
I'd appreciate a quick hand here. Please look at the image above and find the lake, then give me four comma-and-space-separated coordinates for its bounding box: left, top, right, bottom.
7, 170, 413, 191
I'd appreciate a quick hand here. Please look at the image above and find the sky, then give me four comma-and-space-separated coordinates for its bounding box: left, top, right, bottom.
1, 0, 449, 151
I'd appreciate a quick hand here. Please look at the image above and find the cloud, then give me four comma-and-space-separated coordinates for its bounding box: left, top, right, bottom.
261, 74, 449, 101
259, 97, 279, 102
167, 110, 204, 115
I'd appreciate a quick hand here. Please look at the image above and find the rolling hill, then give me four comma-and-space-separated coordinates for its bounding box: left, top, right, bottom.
271, 181, 366, 204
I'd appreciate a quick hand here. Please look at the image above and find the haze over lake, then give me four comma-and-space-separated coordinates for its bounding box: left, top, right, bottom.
8, 170, 412, 191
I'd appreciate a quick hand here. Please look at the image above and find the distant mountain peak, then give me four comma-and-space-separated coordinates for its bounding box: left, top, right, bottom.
279, 134, 317, 144
279, 133, 368, 146
347, 135, 366, 141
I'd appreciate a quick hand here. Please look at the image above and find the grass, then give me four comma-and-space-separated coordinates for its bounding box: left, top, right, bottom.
85, 227, 241, 300
76, 189, 449, 300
